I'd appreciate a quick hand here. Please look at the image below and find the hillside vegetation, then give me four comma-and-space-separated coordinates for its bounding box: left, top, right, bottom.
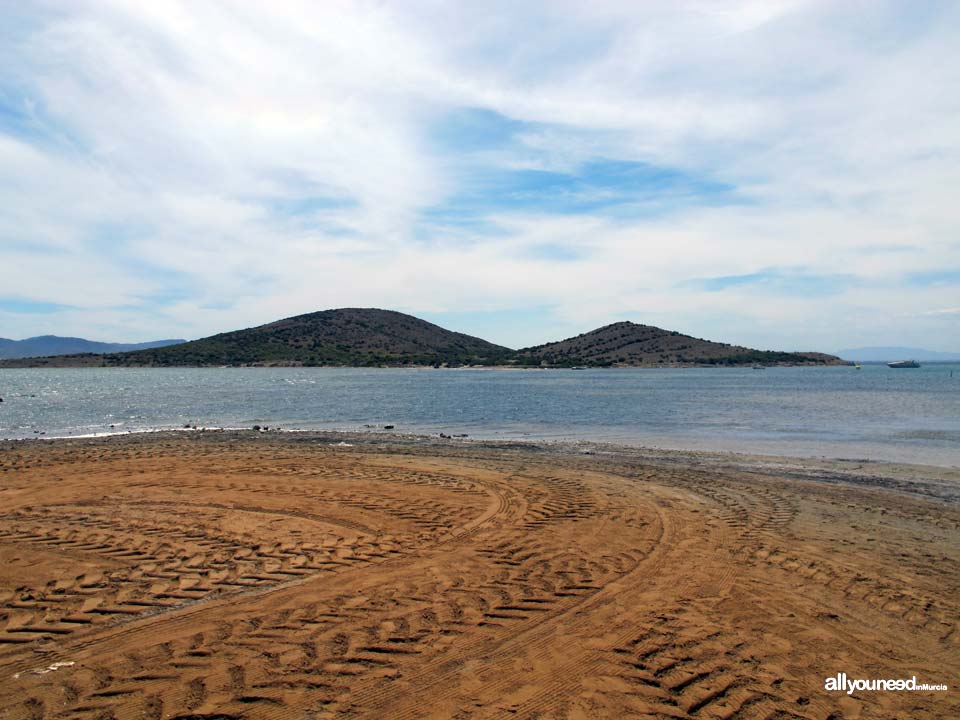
0, 310, 848, 368
101, 309, 512, 367
517, 321, 844, 367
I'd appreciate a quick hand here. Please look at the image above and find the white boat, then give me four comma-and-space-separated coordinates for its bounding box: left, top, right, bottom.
887, 360, 920, 368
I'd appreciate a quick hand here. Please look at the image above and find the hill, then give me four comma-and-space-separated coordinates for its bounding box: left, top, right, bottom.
14, 309, 515, 368
0, 335, 184, 360
518, 322, 846, 367
0, 311, 848, 368
836, 346, 960, 362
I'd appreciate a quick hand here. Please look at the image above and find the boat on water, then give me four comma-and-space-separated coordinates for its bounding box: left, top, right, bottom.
887, 360, 920, 368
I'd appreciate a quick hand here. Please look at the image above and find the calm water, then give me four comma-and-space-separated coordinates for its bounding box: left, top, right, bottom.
1, 365, 959, 466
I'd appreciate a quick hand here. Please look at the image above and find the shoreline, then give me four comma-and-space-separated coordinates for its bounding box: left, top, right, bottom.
5, 427, 958, 503
0, 362, 852, 368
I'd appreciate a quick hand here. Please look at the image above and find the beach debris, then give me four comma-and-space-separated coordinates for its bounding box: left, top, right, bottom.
252, 425, 261, 431
383, 425, 395, 430
439, 433, 451, 439
335, 442, 353, 447
13, 661, 75, 680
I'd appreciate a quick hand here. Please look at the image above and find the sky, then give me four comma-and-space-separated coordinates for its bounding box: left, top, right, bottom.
1, 1, 958, 352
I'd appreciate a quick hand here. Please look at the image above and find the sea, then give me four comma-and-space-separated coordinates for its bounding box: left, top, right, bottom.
1, 365, 958, 467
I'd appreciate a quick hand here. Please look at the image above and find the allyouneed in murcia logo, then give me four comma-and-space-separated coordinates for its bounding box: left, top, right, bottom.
825, 673, 948, 695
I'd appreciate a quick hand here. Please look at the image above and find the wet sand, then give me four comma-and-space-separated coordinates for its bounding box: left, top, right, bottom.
0, 431, 957, 719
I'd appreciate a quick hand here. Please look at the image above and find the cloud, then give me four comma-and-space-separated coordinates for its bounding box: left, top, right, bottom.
691, 268, 858, 295
917, 307, 960, 316
0, 1, 958, 352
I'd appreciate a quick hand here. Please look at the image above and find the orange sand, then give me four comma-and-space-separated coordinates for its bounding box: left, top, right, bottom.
0, 432, 956, 718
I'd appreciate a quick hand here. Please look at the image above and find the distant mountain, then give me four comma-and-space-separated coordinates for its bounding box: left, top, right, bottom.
836, 347, 960, 362
0, 335, 185, 360
518, 322, 847, 367
0, 311, 848, 368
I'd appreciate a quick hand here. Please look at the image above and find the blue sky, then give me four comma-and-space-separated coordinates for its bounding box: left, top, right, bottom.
1, 1, 959, 351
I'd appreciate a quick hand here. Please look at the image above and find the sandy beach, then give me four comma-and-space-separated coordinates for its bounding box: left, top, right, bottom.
0, 431, 956, 719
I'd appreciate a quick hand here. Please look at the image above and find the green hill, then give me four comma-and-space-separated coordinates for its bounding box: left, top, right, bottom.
88, 308, 514, 367
0, 311, 848, 368
518, 321, 847, 367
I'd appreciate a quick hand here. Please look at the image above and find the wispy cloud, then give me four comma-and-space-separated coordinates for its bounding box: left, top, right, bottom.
917, 307, 960, 316
0, 1, 958, 352
691, 269, 858, 296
